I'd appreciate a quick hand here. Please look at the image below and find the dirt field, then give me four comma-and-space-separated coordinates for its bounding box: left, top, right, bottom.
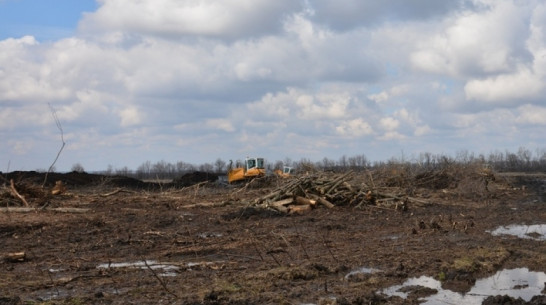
1, 170, 545, 305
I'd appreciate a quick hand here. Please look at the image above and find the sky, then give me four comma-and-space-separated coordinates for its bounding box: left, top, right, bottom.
1, 0, 545, 172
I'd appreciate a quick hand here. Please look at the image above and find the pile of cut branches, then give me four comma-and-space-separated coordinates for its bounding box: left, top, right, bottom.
0, 175, 67, 209
245, 171, 425, 214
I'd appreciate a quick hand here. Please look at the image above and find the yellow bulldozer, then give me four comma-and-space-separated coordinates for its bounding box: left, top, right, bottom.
228, 157, 266, 183
274, 166, 294, 178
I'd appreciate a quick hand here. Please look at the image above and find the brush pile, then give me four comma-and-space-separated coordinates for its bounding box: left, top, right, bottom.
249, 171, 418, 214
243, 163, 502, 214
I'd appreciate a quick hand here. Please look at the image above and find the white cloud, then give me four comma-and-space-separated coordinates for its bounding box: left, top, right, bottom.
206, 118, 236, 132
368, 91, 389, 104
11, 140, 34, 155
450, 108, 518, 136
411, 1, 532, 77
379, 117, 400, 131
80, 0, 301, 39
335, 118, 373, 137
516, 104, 546, 125
58, 90, 111, 122
367, 85, 410, 104
464, 67, 544, 104
296, 92, 350, 120
414, 125, 432, 136
247, 87, 352, 122
379, 131, 405, 141
0, 36, 71, 102
1, 0, 545, 170
119, 107, 142, 127
246, 89, 297, 119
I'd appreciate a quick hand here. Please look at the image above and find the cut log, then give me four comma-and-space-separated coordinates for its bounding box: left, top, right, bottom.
307, 194, 335, 208
4, 252, 26, 262
51, 180, 66, 195
266, 198, 294, 213
267, 204, 288, 213
295, 196, 316, 206
269, 197, 294, 208
288, 204, 312, 215
316, 197, 335, 209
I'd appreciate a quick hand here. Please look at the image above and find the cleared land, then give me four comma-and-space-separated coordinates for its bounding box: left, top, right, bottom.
1, 169, 545, 304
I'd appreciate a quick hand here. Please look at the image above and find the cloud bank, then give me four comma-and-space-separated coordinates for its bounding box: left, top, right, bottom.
1, 0, 545, 171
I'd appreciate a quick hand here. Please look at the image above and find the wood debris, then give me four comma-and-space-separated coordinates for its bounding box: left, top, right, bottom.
9, 179, 29, 206
241, 171, 425, 214
51, 180, 67, 195
3, 252, 26, 263
0, 207, 91, 213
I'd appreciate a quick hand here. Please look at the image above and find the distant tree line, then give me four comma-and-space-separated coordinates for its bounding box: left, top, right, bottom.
70, 147, 546, 179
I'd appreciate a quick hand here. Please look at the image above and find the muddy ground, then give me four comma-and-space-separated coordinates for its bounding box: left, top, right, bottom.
0, 170, 545, 305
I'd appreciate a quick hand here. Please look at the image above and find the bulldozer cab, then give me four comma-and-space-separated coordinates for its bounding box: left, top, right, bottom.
275, 165, 294, 178
282, 166, 293, 174
246, 157, 264, 171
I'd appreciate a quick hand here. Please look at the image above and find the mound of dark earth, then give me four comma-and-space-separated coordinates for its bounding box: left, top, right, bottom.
1, 170, 218, 190
172, 171, 219, 187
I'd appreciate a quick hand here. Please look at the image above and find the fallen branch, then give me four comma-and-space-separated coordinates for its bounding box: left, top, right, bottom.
3, 252, 26, 263
178, 201, 230, 209
142, 259, 179, 299
0, 207, 91, 213
100, 188, 136, 197
9, 179, 29, 206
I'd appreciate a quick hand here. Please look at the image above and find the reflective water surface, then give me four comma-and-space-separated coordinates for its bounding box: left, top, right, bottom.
381, 268, 546, 304
344, 267, 381, 280
488, 224, 546, 240
97, 260, 179, 277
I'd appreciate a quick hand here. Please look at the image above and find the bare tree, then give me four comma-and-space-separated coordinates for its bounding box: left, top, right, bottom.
214, 158, 226, 173
199, 163, 214, 173
136, 161, 152, 178
42, 104, 66, 187
176, 161, 194, 174
104, 164, 114, 175
338, 155, 348, 170
321, 157, 335, 171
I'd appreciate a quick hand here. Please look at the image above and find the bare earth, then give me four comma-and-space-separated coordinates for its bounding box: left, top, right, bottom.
1, 171, 545, 305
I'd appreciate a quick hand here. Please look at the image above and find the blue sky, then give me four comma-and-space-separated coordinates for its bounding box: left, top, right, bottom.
0, 0, 545, 172
0, 0, 97, 40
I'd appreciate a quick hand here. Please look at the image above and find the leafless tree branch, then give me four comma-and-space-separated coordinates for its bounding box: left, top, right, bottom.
43, 103, 66, 188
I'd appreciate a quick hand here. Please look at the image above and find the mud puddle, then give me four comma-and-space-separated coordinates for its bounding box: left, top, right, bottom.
488, 224, 546, 240
97, 260, 179, 276
381, 268, 546, 304
344, 267, 381, 280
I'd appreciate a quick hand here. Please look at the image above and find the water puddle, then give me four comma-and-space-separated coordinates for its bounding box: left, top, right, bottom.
197, 232, 223, 238
344, 267, 381, 280
96, 260, 226, 276
97, 260, 179, 277
488, 224, 546, 241
381, 268, 546, 304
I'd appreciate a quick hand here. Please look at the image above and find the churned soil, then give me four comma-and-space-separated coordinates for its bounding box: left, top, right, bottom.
0, 171, 545, 305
